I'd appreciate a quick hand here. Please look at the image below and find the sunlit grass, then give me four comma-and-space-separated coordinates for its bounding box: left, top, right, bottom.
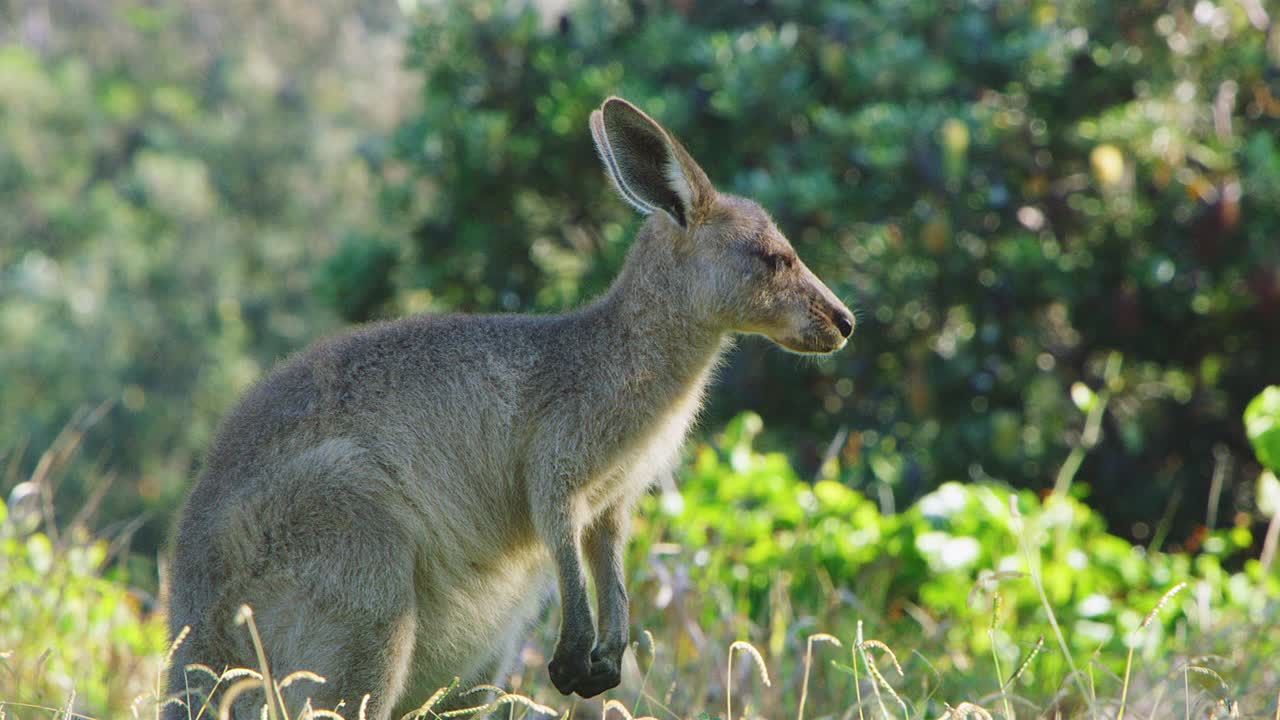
2, 413, 1278, 719
5, 594, 1271, 720
3, 490, 1275, 720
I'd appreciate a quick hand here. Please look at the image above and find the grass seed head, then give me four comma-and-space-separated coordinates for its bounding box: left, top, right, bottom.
729, 640, 772, 687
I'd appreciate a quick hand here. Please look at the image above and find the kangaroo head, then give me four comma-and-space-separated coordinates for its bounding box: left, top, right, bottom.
590, 97, 854, 354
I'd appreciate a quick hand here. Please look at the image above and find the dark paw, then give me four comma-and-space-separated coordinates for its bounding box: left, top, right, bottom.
547, 647, 623, 698
548, 652, 589, 696
574, 647, 622, 698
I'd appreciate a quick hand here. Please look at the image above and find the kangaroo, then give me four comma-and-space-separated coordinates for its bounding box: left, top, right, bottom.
164, 97, 854, 720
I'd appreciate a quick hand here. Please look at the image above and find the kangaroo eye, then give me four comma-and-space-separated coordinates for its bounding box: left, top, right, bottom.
754, 250, 793, 272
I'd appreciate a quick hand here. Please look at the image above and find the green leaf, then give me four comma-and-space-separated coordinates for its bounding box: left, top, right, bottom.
1258, 471, 1280, 518
1244, 386, 1280, 472
1071, 382, 1097, 413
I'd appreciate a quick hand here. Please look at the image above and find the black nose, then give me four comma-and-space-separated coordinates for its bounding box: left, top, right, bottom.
833, 309, 854, 338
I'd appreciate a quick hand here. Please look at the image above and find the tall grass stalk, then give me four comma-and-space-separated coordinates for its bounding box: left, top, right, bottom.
1008, 496, 1092, 711
725, 641, 769, 720
631, 630, 655, 714
231, 605, 281, 720
1005, 636, 1043, 690
1260, 507, 1280, 574
850, 624, 866, 720
1116, 582, 1187, 720
1051, 354, 1120, 560
987, 594, 1014, 720
603, 698, 659, 720
942, 702, 994, 719
151, 625, 188, 720
855, 622, 905, 720
797, 634, 840, 720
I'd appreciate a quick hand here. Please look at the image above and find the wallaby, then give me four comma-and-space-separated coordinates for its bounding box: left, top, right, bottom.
164, 97, 854, 720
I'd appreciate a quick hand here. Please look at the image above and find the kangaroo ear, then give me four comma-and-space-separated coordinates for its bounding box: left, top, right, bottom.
590, 97, 715, 228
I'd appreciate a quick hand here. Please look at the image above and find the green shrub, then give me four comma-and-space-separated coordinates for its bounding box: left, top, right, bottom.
626, 411, 1280, 713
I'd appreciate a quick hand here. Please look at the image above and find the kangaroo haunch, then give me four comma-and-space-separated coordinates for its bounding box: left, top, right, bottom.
165, 97, 854, 719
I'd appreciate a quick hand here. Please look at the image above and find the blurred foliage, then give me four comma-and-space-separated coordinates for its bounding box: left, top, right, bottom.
0, 0, 407, 551
368, 0, 1280, 546
1245, 385, 1280, 473
621, 410, 1280, 715
0, 498, 165, 716
0, 0, 1278, 633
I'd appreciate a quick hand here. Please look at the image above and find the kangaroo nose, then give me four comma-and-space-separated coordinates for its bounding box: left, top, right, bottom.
833, 308, 855, 338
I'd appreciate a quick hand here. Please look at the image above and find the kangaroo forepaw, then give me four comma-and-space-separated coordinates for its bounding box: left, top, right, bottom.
548, 652, 587, 695
547, 647, 622, 698
576, 647, 622, 698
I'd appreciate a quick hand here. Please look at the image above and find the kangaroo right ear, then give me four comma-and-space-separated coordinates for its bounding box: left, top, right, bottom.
590, 97, 715, 228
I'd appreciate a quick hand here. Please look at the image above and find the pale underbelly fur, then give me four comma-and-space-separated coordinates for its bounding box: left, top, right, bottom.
398, 391, 699, 696
406, 534, 552, 690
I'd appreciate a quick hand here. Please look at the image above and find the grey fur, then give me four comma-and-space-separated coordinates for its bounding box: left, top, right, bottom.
164, 97, 853, 719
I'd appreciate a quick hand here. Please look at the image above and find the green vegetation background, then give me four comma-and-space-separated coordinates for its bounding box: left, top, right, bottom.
2, 0, 1279, 717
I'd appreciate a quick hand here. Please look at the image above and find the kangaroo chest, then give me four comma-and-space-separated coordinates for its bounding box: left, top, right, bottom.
575, 375, 708, 520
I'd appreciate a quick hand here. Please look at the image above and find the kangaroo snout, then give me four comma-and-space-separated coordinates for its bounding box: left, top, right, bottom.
831, 306, 855, 339
775, 265, 854, 355
772, 295, 853, 354
809, 298, 854, 353
810, 266, 855, 349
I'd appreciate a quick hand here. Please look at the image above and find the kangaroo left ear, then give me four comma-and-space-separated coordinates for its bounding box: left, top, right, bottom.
590, 97, 715, 228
